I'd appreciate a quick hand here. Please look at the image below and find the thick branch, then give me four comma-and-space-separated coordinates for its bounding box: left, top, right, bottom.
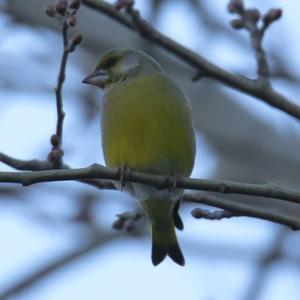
81, 0, 300, 121
1, 153, 299, 228
1, 164, 300, 207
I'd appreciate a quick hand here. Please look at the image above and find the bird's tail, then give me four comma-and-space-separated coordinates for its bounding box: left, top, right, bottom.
141, 198, 185, 266
151, 221, 184, 266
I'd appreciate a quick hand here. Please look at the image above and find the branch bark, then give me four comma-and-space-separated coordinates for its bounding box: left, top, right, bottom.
185, 194, 300, 230
81, 0, 300, 121
46, 1, 83, 168
54, 20, 68, 145
1, 152, 299, 229
191, 207, 237, 220
1, 163, 300, 206
0, 152, 116, 190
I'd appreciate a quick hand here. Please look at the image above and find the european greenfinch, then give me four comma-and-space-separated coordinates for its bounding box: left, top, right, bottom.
83, 48, 195, 266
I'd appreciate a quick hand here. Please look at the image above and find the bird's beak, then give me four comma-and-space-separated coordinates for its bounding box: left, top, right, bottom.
82, 69, 108, 88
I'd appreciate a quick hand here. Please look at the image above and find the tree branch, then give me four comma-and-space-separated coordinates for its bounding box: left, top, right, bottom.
185, 194, 300, 230
0, 152, 116, 190
2, 152, 299, 229
45, 0, 83, 168
1, 163, 300, 206
191, 207, 237, 220
55, 20, 68, 143
242, 227, 287, 300
0, 231, 119, 300
0, 153, 49, 171
112, 209, 144, 232
81, 0, 300, 121
228, 0, 282, 84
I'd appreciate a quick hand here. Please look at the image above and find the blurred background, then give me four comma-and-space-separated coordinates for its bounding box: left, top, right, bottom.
1, 0, 300, 299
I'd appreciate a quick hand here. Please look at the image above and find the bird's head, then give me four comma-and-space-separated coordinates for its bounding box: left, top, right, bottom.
82, 48, 162, 90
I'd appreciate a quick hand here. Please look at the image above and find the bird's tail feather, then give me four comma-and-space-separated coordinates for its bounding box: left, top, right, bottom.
140, 198, 185, 266
151, 221, 185, 266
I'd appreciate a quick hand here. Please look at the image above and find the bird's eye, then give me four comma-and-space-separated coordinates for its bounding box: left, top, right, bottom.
103, 57, 118, 68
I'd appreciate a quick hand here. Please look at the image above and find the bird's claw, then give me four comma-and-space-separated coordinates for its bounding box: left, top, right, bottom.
118, 165, 132, 191
168, 173, 181, 197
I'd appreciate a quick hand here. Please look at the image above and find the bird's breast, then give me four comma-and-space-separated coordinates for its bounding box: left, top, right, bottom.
101, 73, 195, 176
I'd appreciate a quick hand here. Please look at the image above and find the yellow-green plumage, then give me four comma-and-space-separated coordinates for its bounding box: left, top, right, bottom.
101, 73, 195, 176
140, 198, 185, 265
83, 48, 196, 266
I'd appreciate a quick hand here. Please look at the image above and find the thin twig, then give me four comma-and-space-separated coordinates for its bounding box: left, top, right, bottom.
112, 209, 144, 232
81, 0, 300, 121
0, 152, 116, 190
191, 207, 237, 220
228, 0, 282, 83
242, 227, 288, 300
46, 0, 83, 168
55, 20, 68, 143
0, 231, 119, 300
0, 153, 49, 171
185, 194, 300, 230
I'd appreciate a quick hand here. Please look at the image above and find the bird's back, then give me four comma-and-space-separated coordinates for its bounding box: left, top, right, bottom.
101, 72, 195, 177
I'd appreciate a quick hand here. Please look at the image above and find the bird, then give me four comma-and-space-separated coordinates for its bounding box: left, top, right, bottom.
82, 48, 196, 266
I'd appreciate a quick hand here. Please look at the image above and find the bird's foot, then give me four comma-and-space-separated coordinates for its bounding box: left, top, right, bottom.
117, 165, 132, 191
168, 173, 181, 198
